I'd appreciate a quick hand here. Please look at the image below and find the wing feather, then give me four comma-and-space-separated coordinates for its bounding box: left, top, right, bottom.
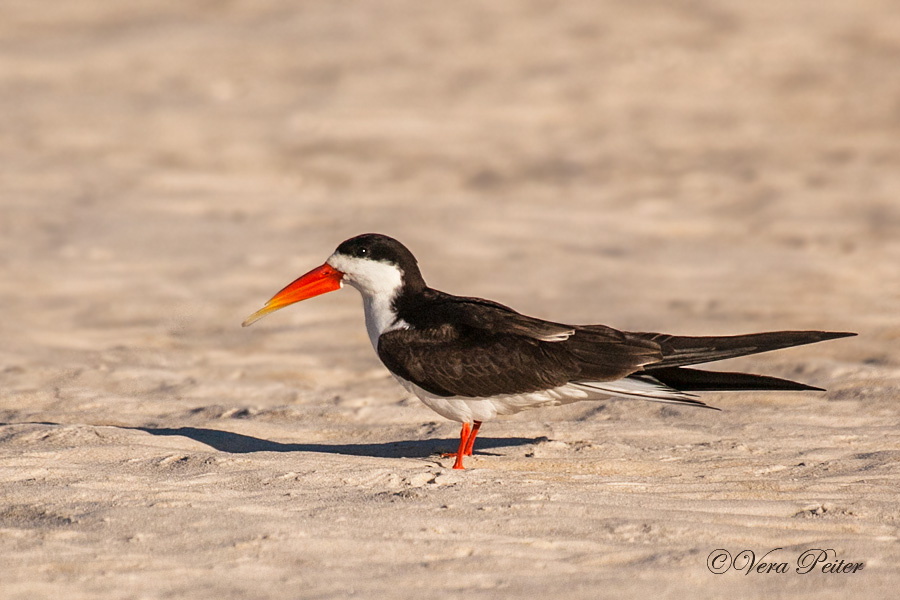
420, 293, 576, 342
377, 300, 665, 398
378, 329, 577, 397
634, 330, 856, 369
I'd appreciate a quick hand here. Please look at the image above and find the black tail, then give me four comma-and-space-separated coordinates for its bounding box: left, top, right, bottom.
636, 330, 856, 370
645, 366, 823, 392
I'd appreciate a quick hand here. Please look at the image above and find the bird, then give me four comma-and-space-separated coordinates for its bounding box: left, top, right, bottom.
242, 233, 855, 469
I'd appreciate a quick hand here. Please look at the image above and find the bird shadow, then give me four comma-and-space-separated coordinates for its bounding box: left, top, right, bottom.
131, 426, 540, 459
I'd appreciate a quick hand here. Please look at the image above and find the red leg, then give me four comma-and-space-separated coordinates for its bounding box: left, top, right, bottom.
440, 422, 472, 469
463, 421, 482, 456
451, 422, 471, 469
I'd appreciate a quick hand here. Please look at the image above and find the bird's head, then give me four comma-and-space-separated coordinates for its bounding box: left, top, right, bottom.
242, 233, 425, 327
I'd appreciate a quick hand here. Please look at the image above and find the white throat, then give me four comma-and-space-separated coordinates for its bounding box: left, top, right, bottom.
326, 252, 410, 351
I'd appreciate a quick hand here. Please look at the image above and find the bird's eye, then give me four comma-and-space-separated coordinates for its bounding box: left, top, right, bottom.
357, 247, 368, 257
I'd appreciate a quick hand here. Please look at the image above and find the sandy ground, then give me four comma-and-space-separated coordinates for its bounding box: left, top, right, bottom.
2, 1, 899, 598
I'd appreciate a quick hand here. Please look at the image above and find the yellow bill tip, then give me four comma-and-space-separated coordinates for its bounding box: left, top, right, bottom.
242, 303, 275, 327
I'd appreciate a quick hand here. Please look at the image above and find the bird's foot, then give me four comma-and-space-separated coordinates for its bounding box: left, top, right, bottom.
442, 452, 467, 470
440, 421, 482, 469
440, 450, 474, 458
439, 451, 471, 469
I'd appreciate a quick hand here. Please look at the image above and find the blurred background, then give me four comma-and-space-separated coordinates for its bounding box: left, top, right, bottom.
2, 0, 898, 412
1, 2, 898, 598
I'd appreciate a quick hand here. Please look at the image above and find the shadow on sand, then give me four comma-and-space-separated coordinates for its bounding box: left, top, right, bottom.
132, 426, 540, 459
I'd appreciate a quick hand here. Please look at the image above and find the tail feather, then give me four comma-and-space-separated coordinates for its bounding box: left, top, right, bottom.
644, 366, 824, 392
637, 330, 856, 369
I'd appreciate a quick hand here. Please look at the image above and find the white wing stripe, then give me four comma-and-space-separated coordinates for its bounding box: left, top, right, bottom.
571, 377, 697, 401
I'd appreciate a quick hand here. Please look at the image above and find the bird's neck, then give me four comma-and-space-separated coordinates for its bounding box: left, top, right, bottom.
362, 292, 409, 351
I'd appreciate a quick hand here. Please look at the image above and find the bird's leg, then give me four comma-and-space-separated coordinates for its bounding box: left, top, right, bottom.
463, 421, 482, 456
441, 422, 472, 470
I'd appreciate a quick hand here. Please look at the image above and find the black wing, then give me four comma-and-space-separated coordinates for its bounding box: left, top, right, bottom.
378, 296, 664, 398
414, 292, 577, 341
378, 327, 577, 397
383, 288, 855, 399
634, 330, 857, 369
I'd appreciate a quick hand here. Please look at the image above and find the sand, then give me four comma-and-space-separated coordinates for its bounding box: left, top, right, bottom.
1, 1, 899, 598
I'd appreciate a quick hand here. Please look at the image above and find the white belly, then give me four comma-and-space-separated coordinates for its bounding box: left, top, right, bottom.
393, 377, 592, 423
391, 375, 694, 423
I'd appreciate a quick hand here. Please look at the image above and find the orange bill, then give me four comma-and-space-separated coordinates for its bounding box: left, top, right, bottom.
242, 263, 344, 327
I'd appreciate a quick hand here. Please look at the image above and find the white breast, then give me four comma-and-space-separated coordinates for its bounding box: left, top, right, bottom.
326, 252, 410, 351
361, 293, 409, 351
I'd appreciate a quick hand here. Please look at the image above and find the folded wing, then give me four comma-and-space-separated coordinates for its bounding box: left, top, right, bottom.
379, 291, 855, 404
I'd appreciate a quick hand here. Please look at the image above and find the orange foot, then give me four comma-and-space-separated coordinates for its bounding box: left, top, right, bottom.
440, 421, 482, 469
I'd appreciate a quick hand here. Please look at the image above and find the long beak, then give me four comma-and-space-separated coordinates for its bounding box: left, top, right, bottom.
242, 263, 344, 327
